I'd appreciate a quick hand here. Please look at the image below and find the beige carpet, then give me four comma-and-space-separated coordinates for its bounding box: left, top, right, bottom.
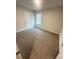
16, 28, 59, 59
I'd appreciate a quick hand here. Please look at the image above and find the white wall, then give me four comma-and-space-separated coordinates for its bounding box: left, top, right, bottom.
38, 7, 63, 34
16, 44, 23, 59
16, 6, 25, 31
56, 29, 63, 59
16, 6, 35, 32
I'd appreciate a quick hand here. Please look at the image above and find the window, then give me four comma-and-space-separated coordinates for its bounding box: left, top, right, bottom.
36, 13, 42, 25
24, 11, 35, 29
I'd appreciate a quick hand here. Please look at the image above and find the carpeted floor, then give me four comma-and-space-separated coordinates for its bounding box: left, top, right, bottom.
16, 28, 59, 59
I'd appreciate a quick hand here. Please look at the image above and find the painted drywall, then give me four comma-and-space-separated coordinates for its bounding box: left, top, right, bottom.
56, 29, 63, 59
16, 6, 25, 31
16, 6, 35, 32
16, 44, 23, 59
38, 7, 63, 34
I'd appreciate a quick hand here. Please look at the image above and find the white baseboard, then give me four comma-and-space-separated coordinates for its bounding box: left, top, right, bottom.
16, 29, 26, 33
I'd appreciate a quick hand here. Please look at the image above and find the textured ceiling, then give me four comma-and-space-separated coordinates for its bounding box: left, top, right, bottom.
16, 0, 63, 10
